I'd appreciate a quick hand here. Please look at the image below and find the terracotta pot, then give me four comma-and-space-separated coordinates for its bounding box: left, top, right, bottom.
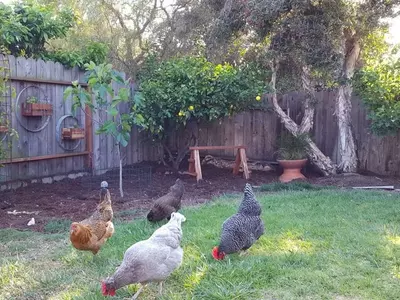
277, 159, 307, 183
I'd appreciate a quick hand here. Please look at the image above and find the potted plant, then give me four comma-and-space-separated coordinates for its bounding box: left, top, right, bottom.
22, 96, 53, 117
276, 132, 309, 183
62, 124, 85, 140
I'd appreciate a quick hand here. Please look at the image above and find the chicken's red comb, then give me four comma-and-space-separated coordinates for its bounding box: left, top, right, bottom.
102, 281, 116, 297
212, 246, 221, 260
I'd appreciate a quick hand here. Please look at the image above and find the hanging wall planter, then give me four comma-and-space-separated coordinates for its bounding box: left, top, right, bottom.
62, 127, 85, 140
0, 125, 8, 133
21, 96, 53, 117
16, 86, 52, 132
56, 115, 84, 151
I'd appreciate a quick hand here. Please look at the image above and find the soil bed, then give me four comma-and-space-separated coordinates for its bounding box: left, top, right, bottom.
1, 163, 398, 231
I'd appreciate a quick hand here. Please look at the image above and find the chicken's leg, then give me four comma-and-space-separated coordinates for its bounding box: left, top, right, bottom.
158, 281, 163, 296
132, 283, 146, 300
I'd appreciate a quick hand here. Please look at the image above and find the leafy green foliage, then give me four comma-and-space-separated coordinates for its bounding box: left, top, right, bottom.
40, 41, 109, 68
211, 0, 346, 90
276, 132, 310, 160
64, 62, 137, 196
0, 46, 18, 165
0, 2, 75, 57
0, 2, 108, 69
64, 62, 134, 147
134, 56, 268, 135
211, 0, 400, 90
353, 55, 400, 135
360, 28, 391, 67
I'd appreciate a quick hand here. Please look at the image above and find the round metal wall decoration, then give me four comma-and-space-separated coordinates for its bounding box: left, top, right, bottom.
15, 85, 51, 132
56, 114, 83, 151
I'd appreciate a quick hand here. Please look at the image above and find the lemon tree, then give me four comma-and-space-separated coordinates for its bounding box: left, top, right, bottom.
133, 55, 268, 170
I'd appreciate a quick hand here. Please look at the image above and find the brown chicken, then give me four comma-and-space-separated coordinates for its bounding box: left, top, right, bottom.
147, 179, 185, 222
70, 181, 115, 255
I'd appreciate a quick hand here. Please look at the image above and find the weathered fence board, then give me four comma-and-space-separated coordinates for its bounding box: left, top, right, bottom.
167, 91, 400, 176
0, 55, 160, 183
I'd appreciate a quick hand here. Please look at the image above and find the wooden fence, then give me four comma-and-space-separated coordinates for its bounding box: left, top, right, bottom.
0, 54, 160, 184
168, 92, 400, 176
1, 54, 399, 182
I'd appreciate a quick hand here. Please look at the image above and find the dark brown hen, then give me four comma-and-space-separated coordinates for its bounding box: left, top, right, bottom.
147, 179, 185, 222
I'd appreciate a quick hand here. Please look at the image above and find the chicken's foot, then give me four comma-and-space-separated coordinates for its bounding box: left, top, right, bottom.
158, 281, 163, 296
132, 283, 146, 300
239, 250, 249, 257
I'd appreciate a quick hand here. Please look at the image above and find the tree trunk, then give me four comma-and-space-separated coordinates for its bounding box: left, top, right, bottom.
161, 119, 198, 171
336, 84, 357, 173
335, 31, 360, 173
270, 60, 336, 176
306, 137, 337, 176
117, 145, 124, 198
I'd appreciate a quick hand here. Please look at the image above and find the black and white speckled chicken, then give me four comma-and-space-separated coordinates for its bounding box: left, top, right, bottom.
212, 183, 264, 260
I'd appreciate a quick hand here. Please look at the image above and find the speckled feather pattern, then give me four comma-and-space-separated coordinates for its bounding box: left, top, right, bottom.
218, 184, 264, 254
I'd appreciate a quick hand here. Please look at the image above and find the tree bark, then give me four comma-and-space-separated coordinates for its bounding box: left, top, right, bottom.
161, 119, 198, 170
335, 31, 360, 173
117, 144, 124, 198
270, 60, 336, 176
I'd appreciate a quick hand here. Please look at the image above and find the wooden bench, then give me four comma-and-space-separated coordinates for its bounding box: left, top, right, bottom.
187, 145, 250, 182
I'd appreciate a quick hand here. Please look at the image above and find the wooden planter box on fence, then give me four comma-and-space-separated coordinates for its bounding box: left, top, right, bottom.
22, 103, 53, 117
62, 128, 85, 140
0, 125, 8, 133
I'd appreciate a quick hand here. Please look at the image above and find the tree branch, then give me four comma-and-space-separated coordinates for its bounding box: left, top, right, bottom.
299, 65, 315, 134
269, 59, 299, 134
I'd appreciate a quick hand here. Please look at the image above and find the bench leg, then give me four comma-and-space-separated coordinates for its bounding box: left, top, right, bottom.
188, 151, 195, 174
233, 149, 241, 175
193, 149, 203, 182
239, 148, 250, 180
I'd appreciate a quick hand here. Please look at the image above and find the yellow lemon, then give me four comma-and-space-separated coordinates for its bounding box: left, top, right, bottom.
256, 95, 261, 101
188, 105, 194, 111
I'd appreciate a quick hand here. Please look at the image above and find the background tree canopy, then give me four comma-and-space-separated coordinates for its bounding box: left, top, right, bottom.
0, 1, 108, 68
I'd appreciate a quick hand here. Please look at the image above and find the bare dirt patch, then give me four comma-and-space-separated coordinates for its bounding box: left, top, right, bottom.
1, 162, 399, 232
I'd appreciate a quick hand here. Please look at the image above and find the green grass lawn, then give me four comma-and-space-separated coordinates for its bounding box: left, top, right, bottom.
1, 188, 400, 300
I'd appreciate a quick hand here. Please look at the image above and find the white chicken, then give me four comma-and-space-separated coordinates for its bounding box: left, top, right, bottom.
101, 212, 186, 299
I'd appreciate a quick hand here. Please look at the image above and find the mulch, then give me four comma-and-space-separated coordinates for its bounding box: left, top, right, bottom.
1, 162, 399, 232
